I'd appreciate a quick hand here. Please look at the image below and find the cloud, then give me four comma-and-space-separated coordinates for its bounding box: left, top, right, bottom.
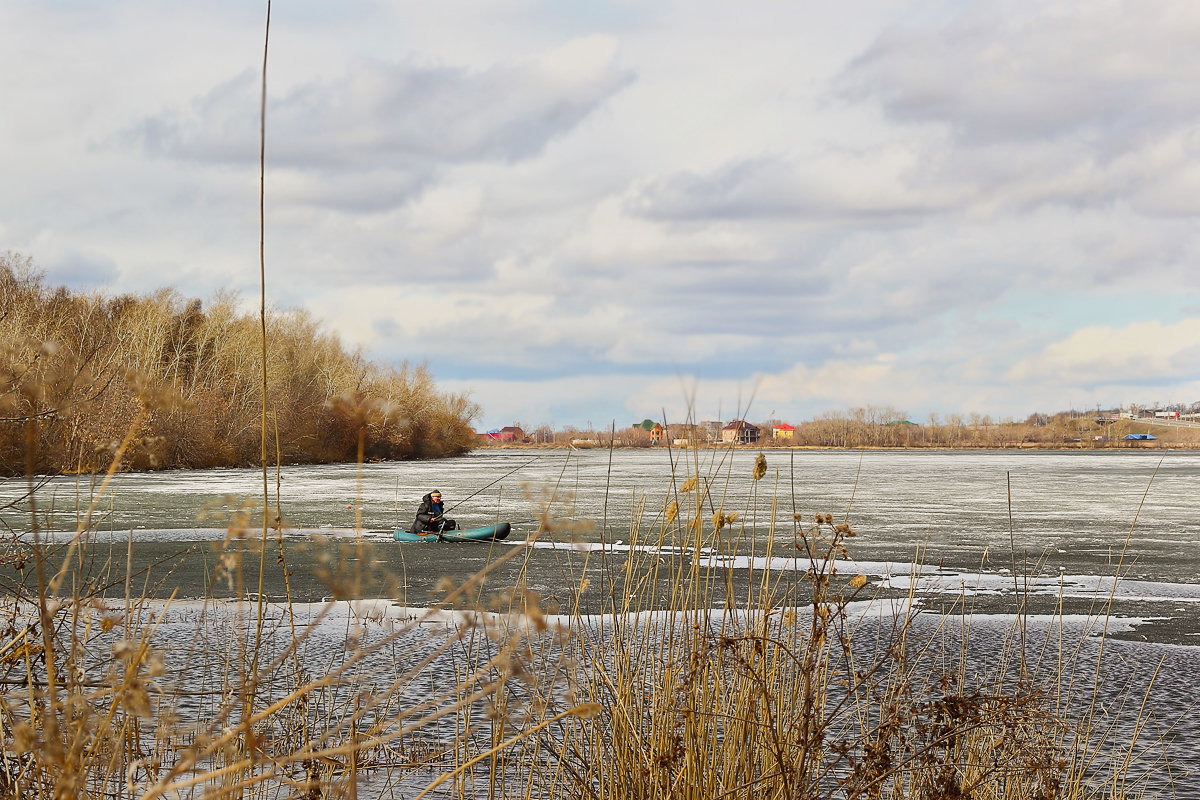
564, 196, 775, 265
438, 373, 665, 430
630, 356, 930, 426
626, 148, 959, 222
44, 250, 121, 288
1008, 319, 1200, 386
837, 2, 1200, 146
123, 35, 633, 190
631, 0, 1200, 229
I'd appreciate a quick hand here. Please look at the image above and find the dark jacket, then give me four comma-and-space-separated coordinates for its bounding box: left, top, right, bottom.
410, 493, 445, 534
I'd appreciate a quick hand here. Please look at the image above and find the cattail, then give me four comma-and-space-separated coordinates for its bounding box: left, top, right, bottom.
752, 452, 767, 480
679, 476, 698, 493
568, 702, 603, 719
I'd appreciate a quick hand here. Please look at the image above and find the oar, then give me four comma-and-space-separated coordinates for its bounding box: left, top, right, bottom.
441, 455, 544, 514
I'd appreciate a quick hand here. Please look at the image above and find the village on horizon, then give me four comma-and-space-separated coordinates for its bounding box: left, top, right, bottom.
474, 403, 1200, 449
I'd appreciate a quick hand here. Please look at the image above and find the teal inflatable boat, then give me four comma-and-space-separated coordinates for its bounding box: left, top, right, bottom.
387, 522, 512, 543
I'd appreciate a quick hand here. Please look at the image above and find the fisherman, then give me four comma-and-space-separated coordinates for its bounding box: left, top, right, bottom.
410, 490, 456, 535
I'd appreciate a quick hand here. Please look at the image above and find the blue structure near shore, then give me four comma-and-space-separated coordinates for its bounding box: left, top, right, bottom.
1124, 433, 1157, 440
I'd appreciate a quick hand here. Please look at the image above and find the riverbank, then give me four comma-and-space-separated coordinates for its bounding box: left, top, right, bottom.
480, 413, 1198, 451
477, 439, 1197, 451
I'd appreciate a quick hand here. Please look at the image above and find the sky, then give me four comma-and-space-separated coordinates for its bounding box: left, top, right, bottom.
3, 0, 1200, 431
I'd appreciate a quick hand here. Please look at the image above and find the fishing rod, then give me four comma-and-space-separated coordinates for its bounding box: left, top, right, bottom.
442, 454, 544, 514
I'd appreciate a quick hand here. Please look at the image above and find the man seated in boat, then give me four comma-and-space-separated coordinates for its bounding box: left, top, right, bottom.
410, 490, 457, 535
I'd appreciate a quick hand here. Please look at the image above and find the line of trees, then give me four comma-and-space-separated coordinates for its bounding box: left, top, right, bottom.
502, 403, 1196, 449
1, 253, 478, 475
764, 407, 1194, 448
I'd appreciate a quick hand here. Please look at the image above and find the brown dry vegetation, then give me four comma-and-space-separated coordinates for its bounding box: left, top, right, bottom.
770, 409, 1190, 449
0, 252, 477, 475
0, 437, 1172, 798
514, 406, 1198, 451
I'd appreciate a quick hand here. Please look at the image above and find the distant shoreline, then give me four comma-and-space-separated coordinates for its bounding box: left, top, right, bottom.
474, 441, 1194, 452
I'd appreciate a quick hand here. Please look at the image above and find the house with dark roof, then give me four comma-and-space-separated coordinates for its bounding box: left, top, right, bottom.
722, 420, 759, 444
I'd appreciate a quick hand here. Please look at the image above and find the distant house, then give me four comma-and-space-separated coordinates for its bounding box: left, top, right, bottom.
666, 423, 703, 448
772, 423, 795, 440
629, 419, 667, 444
476, 426, 526, 442
722, 420, 759, 444
1124, 433, 1157, 441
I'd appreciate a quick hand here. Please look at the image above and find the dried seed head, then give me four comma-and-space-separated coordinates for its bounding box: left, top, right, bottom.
752, 453, 767, 480
569, 702, 603, 719
12, 721, 36, 753
679, 477, 698, 493
124, 681, 152, 717
665, 501, 679, 525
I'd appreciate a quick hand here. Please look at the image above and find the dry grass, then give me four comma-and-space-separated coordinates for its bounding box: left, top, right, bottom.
533, 451, 1075, 800
2, 336, 1179, 798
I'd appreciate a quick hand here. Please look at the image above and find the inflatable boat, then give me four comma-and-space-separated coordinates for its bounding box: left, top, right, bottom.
386, 522, 512, 543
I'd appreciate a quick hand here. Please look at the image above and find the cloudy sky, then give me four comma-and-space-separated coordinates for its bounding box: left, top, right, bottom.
3, 1, 1199, 430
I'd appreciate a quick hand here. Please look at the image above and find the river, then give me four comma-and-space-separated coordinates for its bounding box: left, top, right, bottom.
2, 447, 1198, 795
6, 448, 1199, 635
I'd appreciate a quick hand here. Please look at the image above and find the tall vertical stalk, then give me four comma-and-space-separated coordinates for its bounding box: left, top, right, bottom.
255, 1, 272, 606
245, 0, 272, 785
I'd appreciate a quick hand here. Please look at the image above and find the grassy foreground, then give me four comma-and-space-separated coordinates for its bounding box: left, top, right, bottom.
0, 438, 1178, 799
